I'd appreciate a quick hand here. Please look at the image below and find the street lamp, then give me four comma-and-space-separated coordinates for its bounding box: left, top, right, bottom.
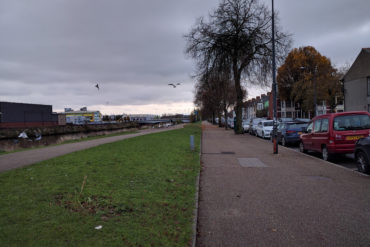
271, 0, 278, 154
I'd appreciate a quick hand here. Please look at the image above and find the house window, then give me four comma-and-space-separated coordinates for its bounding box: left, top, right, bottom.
368, 77, 370, 96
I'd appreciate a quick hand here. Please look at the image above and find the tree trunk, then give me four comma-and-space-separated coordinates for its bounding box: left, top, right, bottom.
218, 112, 222, 127
212, 111, 215, 124
234, 68, 244, 134
224, 106, 228, 130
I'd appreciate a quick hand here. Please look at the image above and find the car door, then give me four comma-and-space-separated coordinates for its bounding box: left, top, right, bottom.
257, 122, 262, 136
301, 122, 313, 150
315, 118, 329, 151
311, 119, 323, 152
277, 123, 285, 142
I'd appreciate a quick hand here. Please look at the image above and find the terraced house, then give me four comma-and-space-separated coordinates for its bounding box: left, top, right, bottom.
342, 48, 370, 112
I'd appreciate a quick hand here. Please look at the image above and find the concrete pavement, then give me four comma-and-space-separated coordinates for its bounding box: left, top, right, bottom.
197, 122, 370, 246
0, 125, 183, 172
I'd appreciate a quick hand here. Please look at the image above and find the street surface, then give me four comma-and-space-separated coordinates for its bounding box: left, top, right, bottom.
0, 125, 183, 172
258, 134, 359, 172
197, 122, 370, 247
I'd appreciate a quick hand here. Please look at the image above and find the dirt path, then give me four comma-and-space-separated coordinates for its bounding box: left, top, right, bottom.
0, 125, 183, 172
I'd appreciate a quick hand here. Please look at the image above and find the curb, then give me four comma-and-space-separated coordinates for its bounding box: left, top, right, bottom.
191, 126, 202, 247
249, 133, 369, 178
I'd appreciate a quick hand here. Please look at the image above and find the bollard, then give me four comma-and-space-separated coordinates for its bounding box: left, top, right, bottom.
190, 135, 195, 151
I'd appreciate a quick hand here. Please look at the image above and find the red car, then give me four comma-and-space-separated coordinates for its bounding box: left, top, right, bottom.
299, 111, 370, 161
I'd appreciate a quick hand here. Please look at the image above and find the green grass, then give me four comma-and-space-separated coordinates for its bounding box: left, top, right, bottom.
0, 124, 201, 247
58, 130, 138, 144
0, 130, 138, 155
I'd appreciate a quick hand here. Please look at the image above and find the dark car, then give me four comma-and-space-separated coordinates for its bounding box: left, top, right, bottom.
277, 121, 308, 146
354, 137, 370, 174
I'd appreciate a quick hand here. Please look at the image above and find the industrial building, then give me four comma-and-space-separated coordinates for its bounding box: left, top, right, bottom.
0, 102, 58, 128
64, 107, 102, 124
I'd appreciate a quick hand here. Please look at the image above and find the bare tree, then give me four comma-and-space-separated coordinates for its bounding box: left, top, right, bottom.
185, 0, 291, 133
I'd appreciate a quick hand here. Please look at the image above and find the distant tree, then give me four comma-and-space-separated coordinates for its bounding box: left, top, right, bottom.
185, 0, 291, 133
115, 115, 123, 121
194, 72, 223, 125
277, 46, 343, 113
102, 115, 110, 121
256, 109, 268, 118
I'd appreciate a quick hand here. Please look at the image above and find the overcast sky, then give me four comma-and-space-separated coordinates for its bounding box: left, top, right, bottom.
0, 0, 369, 115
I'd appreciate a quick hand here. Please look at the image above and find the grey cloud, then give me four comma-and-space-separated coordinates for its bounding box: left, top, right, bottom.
0, 0, 369, 112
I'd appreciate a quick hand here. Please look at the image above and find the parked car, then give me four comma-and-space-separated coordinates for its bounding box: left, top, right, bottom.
278, 118, 293, 123
242, 119, 250, 133
249, 118, 263, 135
354, 137, 370, 174
256, 120, 274, 139
277, 121, 308, 146
294, 118, 311, 123
228, 117, 235, 129
299, 111, 370, 161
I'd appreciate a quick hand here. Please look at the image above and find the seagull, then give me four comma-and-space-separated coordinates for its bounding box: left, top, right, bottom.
95, 83, 100, 90
168, 83, 181, 88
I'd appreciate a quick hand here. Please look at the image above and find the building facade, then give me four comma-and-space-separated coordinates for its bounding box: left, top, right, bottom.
65, 107, 102, 124
343, 48, 370, 112
0, 102, 58, 128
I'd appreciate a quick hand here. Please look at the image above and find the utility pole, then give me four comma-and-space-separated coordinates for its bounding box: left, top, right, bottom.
272, 0, 278, 154
313, 65, 317, 117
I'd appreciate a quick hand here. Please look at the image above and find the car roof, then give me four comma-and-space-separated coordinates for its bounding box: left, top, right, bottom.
312, 111, 370, 120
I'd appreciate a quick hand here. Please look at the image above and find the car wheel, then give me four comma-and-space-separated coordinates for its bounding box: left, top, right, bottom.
282, 137, 286, 147
356, 151, 370, 174
299, 142, 307, 153
322, 146, 331, 161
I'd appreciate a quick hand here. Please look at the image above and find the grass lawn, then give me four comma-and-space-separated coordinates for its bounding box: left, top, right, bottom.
0, 129, 138, 155
0, 124, 201, 246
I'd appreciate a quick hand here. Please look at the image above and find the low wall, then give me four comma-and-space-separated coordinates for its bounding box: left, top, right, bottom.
0, 122, 139, 140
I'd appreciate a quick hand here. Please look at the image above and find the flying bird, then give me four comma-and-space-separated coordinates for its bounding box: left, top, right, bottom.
95, 83, 100, 90
168, 83, 181, 88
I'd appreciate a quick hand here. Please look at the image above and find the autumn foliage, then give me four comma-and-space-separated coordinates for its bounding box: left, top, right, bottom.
277, 46, 343, 113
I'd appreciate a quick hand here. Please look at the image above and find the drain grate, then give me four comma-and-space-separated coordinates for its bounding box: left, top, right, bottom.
238, 158, 268, 167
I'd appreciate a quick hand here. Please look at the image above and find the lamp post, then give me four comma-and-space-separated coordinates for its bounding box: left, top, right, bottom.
272, 0, 278, 154
313, 65, 318, 117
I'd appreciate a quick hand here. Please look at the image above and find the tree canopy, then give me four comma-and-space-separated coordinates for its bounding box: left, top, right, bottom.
185, 0, 290, 133
277, 46, 343, 113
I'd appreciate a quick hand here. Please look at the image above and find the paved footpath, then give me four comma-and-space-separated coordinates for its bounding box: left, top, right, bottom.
197, 122, 370, 247
0, 125, 183, 172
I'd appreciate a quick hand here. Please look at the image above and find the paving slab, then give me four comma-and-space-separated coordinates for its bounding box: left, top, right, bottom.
197, 122, 370, 247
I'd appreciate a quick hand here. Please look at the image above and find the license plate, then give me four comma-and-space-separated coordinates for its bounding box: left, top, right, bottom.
345, 135, 364, 141
298, 132, 302, 135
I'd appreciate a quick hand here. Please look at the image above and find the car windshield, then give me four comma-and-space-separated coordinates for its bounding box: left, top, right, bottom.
287, 123, 307, 129
263, 121, 273, 126
333, 114, 370, 131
